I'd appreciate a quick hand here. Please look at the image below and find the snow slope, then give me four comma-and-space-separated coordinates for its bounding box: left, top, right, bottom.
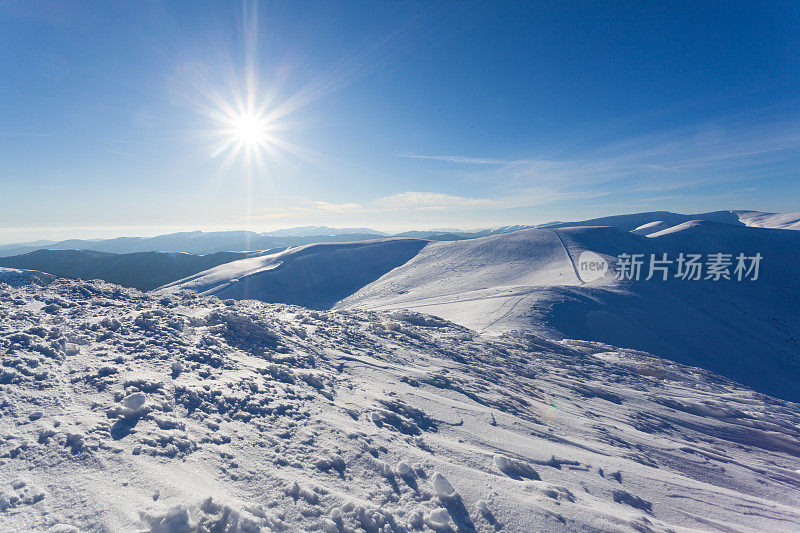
541, 210, 745, 235
0, 249, 257, 291
2, 277, 800, 532
736, 210, 800, 231
540, 209, 800, 235
0, 267, 55, 287
340, 224, 800, 402
156, 238, 430, 310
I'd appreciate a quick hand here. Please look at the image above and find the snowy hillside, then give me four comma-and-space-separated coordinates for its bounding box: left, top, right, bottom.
0, 249, 257, 291
157, 239, 429, 309
0, 267, 55, 287
541, 210, 745, 235
736, 210, 800, 231
340, 224, 800, 402
539, 209, 800, 235
2, 277, 800, 532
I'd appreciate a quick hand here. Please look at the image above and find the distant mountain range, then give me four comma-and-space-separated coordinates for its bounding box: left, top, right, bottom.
4, 210, 797, 258
0, 228, 387, 257
1, 210, 797, 290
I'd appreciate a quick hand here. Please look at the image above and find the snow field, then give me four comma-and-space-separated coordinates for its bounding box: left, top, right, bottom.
1, 276, 799, 531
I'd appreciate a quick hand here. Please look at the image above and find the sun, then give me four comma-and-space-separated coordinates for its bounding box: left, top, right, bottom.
231, 113, 268, 146
209, 106, 287, 170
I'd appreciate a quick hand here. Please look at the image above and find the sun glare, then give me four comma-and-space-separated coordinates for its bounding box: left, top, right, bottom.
200, 2, 309, 176
231, 114, 268, 146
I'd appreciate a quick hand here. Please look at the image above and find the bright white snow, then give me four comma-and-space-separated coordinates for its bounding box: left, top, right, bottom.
736, 210, 800, 231
2, 276, 800, 532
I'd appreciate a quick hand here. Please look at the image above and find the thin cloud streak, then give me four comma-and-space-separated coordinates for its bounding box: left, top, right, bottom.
398, 120, 800, 196
395, 154, 538, 165
241, 188, 607, 221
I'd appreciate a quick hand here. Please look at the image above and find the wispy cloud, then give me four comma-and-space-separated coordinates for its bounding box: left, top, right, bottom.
395, 154, 537, 166
398, 121, 800, 196
241, 201, 365, 220
0, 132, 57, 138
243, 187, 605, 222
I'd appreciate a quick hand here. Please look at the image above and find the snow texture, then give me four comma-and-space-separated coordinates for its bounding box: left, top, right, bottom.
1, 276, 800, 531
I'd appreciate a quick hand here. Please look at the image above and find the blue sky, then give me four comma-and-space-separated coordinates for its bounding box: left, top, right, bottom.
1, 1, 799, 242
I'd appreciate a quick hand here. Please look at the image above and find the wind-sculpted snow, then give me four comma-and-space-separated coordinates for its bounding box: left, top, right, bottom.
0, 267, 55, 287
2, 278, 800, 531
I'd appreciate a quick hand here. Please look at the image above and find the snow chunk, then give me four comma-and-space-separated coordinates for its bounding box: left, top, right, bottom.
425, 508, 452, 528
395, 461, 412, 477
494, 454, 541, 480
123, 392, 147, 411
431, 472, 457, 499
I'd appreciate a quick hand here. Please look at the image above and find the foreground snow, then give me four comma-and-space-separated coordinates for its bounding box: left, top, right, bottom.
2, 277, 800, 532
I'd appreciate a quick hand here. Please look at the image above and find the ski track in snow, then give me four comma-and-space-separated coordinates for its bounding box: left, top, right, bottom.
1, 277, 800, 532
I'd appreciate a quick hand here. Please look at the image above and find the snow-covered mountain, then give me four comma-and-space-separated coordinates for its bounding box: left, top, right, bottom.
156, 238, 429, 309
539, 209, 800, 235
340, 223, 800, 402
2, 210, 795, 259
8, 209, 800, 402
736, 210, 800, 231
147, 212, 800, 402
0, 249, 258, 291
2, 275, 800, 531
